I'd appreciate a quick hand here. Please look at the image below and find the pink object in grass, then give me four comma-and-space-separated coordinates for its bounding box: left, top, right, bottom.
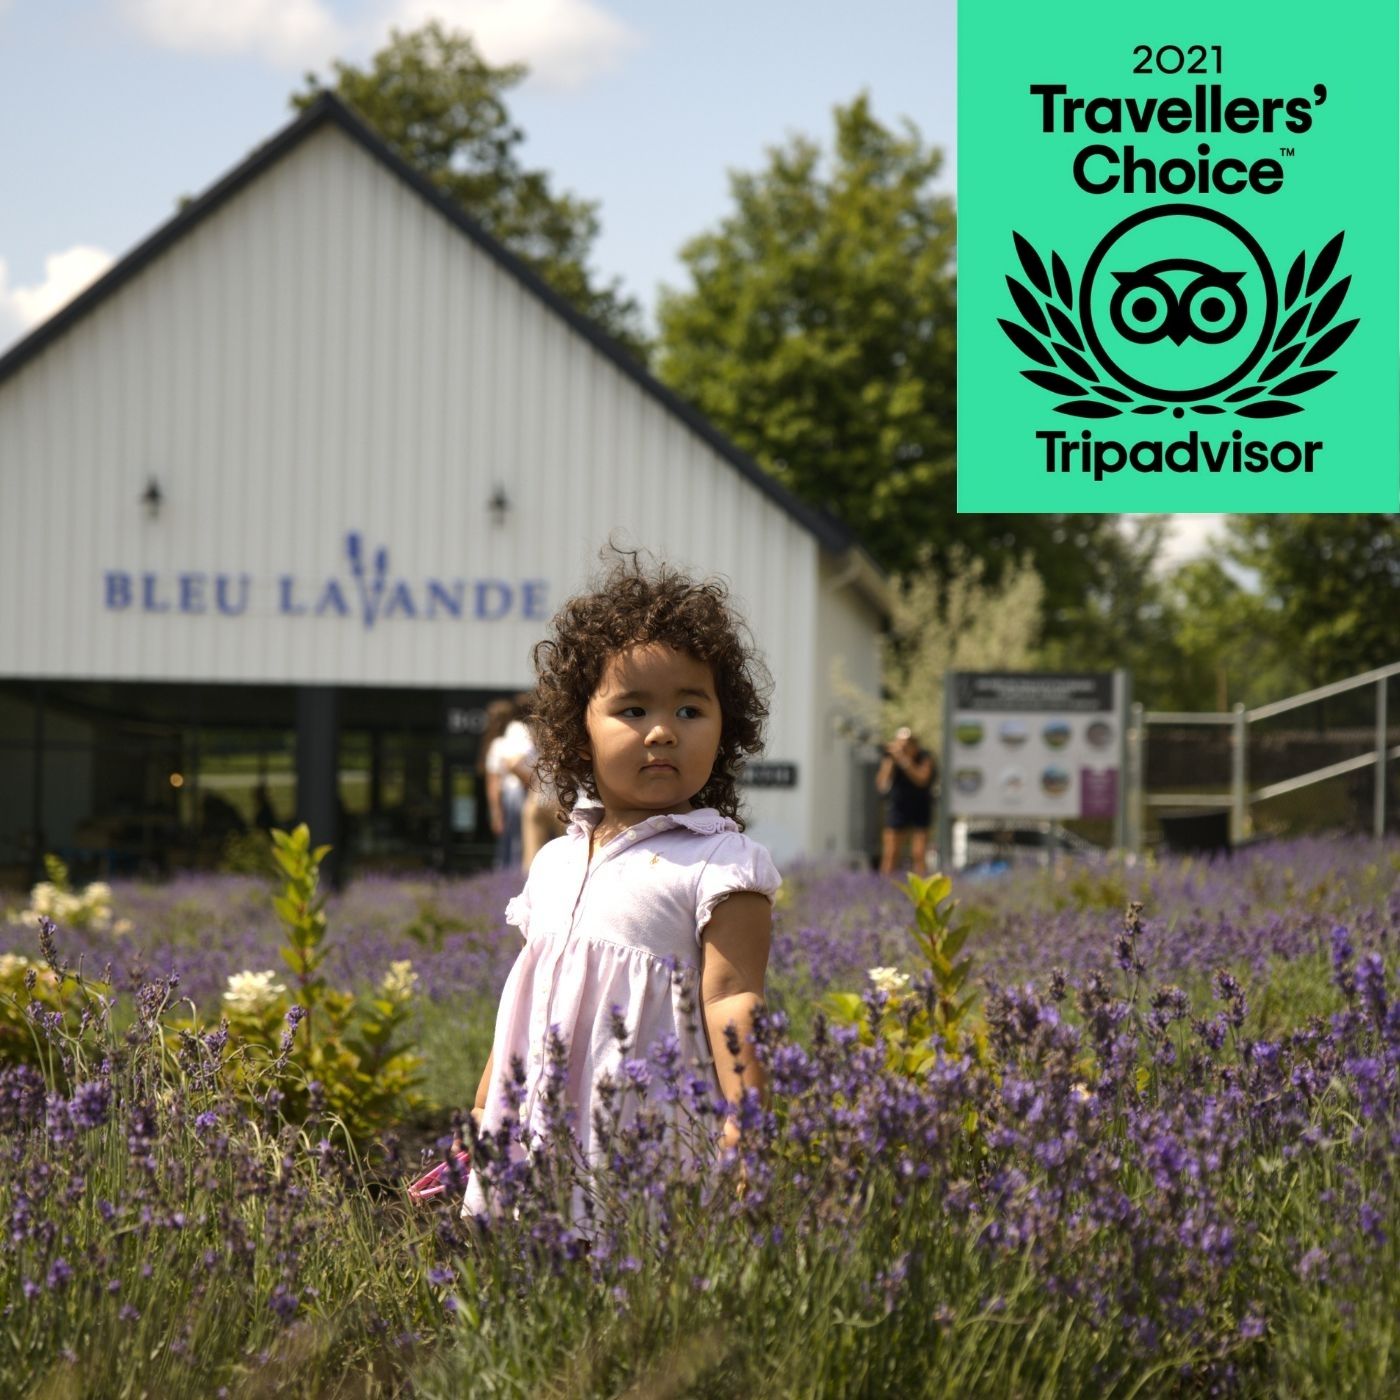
407, 1148, 471, 1201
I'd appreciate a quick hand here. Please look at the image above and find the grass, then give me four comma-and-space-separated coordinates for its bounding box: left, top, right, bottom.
3, 840, 1399, 1396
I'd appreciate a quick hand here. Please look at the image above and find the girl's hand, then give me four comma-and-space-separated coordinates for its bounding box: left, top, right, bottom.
719, 1117, 747, 1199
701, 891, 772, 1204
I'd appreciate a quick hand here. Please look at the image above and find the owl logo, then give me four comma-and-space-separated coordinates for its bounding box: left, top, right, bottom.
1108, 260, 1247, 347
999, 206, 1357, 418
1081, 206, 1277, 403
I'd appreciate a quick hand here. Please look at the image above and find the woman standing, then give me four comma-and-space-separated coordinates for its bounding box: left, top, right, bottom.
876, 726, 937, 875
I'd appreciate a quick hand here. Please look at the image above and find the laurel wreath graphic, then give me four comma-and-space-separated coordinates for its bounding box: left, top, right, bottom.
999, 230, 1359, 418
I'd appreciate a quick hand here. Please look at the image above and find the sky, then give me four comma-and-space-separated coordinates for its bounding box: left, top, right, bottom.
0, 0, 1218, 565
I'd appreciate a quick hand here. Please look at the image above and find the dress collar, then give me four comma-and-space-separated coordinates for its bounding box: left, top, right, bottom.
566, 800, 738, 840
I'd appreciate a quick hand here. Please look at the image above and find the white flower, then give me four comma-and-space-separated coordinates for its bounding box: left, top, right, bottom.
26, 883, 60, 918
20, 878, 115, 932
379, 960, 418, 1004
0, 953, 57, 991
0, 952, 32, 979
868, 966, 911, 996
223, 969, 286, 1014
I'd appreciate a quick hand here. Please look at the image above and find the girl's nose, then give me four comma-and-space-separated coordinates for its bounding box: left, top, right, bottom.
645, 722, 676, 745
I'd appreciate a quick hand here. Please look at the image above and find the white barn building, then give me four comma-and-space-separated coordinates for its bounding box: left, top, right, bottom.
0, 94, 887, 882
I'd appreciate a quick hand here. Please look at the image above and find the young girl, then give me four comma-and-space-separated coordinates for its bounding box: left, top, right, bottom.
462, 558, 779, 1216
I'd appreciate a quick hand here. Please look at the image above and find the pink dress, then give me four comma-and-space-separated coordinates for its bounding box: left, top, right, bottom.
463, 802, 781, 1217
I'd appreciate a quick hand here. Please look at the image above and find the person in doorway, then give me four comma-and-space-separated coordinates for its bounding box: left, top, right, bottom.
253, 783, 277, 832
876, 725, 937, 875
480, 698, 526, 870
507, 697, 564, 872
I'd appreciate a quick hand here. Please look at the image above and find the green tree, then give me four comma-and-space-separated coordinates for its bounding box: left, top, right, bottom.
657, 94, 954, 574
1162, 555, 1299, 709
655, 94, 1144, 634
1223, 514, 1400, 689
296, 23, 647, 358
1036, 517, 1188, 706
833, 548, 1045, 750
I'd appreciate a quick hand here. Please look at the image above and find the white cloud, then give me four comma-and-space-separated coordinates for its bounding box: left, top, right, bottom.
120, 0, 346, 69
382, 0, 641, 90
0, 245, 115, 350
1122, 513, 1229, 573
1159, 514, 1226, 566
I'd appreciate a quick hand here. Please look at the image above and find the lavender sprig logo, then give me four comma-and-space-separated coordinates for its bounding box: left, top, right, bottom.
344, 531, 390, 630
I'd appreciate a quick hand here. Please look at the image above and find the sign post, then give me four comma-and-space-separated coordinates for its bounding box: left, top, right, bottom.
940, 670, 1130, 871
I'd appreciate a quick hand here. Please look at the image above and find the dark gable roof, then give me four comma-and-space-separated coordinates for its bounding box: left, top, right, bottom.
0, 92, 864, 560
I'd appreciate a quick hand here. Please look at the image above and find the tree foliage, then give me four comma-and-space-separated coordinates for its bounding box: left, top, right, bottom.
1037, 518, 1183, 704
295, 23, 647, 358
655, 95, 1140, 635
1223, 515, 1400, 689
834, 548, 1045, 749
1160, 555, 1296, 709
657, 95, 954, 574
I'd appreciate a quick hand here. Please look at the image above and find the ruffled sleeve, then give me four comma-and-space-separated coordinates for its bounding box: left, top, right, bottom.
694, 833, 782, 943
504, 886, 530, 940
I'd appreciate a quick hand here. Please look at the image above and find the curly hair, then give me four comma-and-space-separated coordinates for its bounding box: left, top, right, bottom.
531, 555, 771, 826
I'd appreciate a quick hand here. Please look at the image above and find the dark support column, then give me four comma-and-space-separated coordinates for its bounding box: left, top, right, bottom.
295, 686, 342, 887
189, 686, 202, 866
440, 737, 452, 874
30, 681, 45, 884
369, 729, 383, 815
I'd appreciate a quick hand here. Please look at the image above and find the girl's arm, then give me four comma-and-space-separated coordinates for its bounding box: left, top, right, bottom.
700, 891, 773, 1148
905, 750, 935, 788
485, 771, 504, 836
452, 1050, 493, 1152
471, 1049, 494, 1128
875, 753, 895, 795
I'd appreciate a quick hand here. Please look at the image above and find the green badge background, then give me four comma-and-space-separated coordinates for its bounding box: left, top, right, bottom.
958, 0, 1398, 512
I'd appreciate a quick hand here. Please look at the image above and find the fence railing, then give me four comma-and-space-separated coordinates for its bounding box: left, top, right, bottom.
1125, 661, 1400, 853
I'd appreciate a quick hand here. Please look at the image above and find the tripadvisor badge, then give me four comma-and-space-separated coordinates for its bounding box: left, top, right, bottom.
958, 2, 1397, 511
999, 204, 1357, 481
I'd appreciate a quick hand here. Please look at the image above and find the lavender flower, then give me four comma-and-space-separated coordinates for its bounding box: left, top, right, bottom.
1357, 953, 1388, 1028
36, 914, 59, 969
1331, 925, 1356, 1000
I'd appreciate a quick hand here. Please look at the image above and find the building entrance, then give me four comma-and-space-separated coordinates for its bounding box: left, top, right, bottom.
0, 679, 508, 886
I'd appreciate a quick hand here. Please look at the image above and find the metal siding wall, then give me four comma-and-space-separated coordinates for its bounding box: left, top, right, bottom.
0, 124, 853, 855
811, 562, 886, 860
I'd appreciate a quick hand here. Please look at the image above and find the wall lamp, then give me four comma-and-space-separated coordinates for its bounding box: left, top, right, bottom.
141, 478, 163, 520
488, 484, 510, 526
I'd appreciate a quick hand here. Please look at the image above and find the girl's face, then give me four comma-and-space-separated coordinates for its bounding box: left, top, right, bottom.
585, 643, 722, 823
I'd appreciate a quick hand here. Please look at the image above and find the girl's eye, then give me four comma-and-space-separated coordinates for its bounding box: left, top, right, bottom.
677, 706, 703, 719
620, 706, 646, 718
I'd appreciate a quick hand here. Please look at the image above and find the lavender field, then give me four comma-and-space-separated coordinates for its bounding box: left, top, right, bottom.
3, 834, 1399, 1396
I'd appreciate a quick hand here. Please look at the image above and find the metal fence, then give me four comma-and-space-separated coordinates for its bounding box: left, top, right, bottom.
1124, 661, 1400, 853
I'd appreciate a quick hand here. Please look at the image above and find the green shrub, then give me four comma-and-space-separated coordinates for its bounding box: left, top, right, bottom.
195, 826, 430, 1149
823, 872, 988, 1075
